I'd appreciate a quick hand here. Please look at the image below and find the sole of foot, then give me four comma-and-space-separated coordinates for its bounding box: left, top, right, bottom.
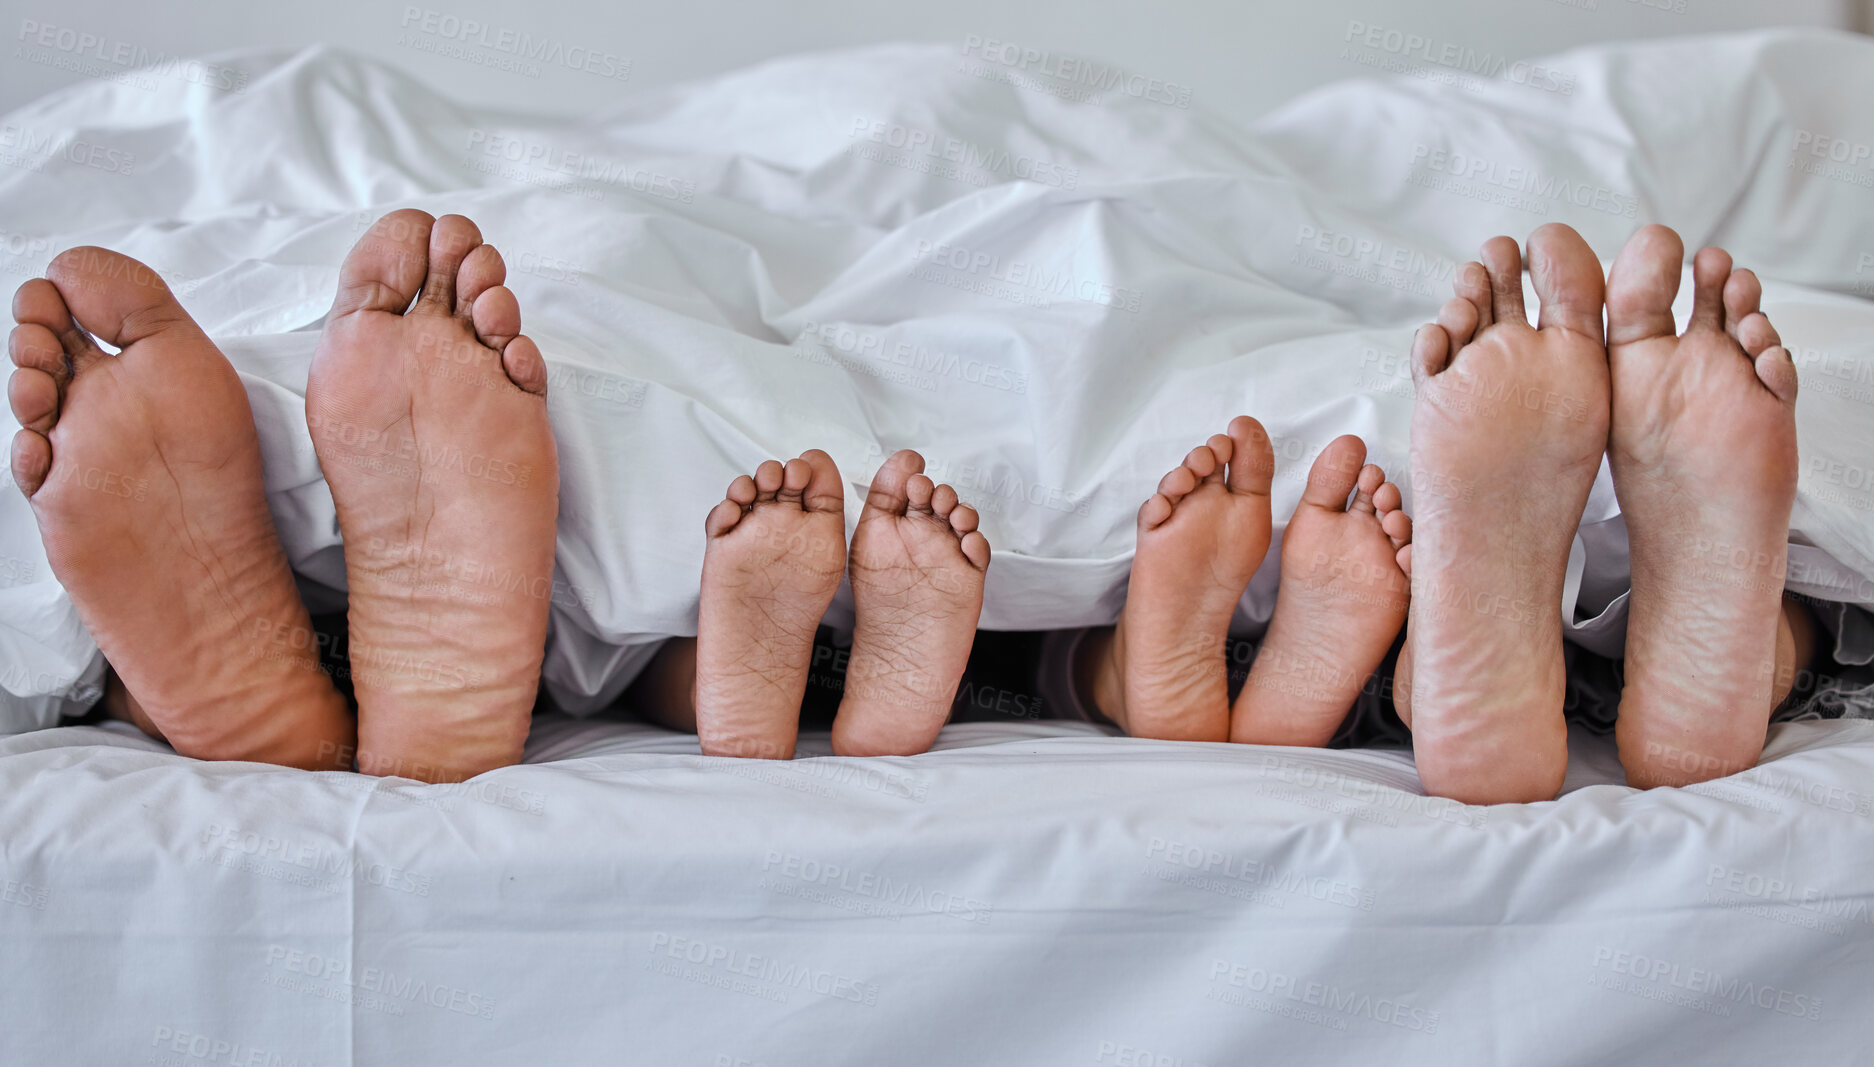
9, 248, 353, 768
695, 449, 847, 759
832, 449, 990, 757
1087, 416, 1273, 741
1397, 223, 1611, 804
309, 210, 559, 782
1605, 226, 1799, 788
1232, 435, 1412, 747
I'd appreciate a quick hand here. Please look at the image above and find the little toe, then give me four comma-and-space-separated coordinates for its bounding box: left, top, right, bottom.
1411, 323, 1454, 383
752, 459, 786, 499
1479, 236, 1529, 327
10, 428, 51, 497
457, 244, 507, 312
864, 449, 922, 518
705, 497, 746, 538
417, 214, 483, 314
1688, 247, 1732, 333
1435, 296, 1480, 349
331, 209, 434, 318
500, 335, 549, 396
906, 473, 936, 513
1755, 345, 1800, 405
1606, 224, 1685, 346
1301, 435, 1367, 510
8, 366, 60, 434
959, 530, 991, 570
949, 503, 979, 535
1225, 415, 1273, 496
1528, 223, 1606, 342
471, 286, 522, 352
1138, 492, 1174, 529
929, 482, 959, 518
1396, 543, 1413, 577
799, 449, 845, 515
1453, 261, 1494, 330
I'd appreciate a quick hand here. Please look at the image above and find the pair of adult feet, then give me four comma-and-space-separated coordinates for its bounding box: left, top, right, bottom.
1082, 223, 1805, 803
635, 448, 991, 759
7, 211, 559, 780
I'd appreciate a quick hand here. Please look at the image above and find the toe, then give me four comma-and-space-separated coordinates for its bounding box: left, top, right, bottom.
1225, 415, 1273, 496
1157, 464, 1199, 502
331, 209, 434, 318
1349, 463, 1384, 513
9, 323, 70, 380
1687, 247, 1732, 334
1722, 266, 1762, 324
705, 498, 745, 538
12, 279, 90, 368
457, 244, 507, 311
1381, 506, 1412, 548
1734, 313, 1780, 358
500, 335, 549, 396
1755, 345, 1800, 405
46, 247, 197, 354
1435, 296, 1479, 348
1301, 435, 1366, 510
8, 367, 59, 434
10, 429, 50, 497
930, 482, 959, 517
753, 459, 785, 499
1479, 236, 1528, 327
1201, 433, 1234, 483
1182, 444, 1218, 481
906, 473, 936, 513
863, 449, 922, 519
1527, 223, 1606, 342
471, 286, 522, 352
1396, 543, 1413, 577
959, 530, 991, 571
726, 474, 758, 507
948, 503, 979, 535
799, 449, 845, 515
417, 214, 483, 315
1138, 492, 1174, 529
1372, 480, 1403, 515
1411, 324, 1454, 382
1606, 224, 1685, 346
1454, 261, 1493, 330
777, 457, 814, 505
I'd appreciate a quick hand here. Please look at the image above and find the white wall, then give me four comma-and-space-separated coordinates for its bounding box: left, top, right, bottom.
0, 0, 1860, 125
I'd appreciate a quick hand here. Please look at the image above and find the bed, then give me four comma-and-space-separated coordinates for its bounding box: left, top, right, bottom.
2, 27, 1873, 1064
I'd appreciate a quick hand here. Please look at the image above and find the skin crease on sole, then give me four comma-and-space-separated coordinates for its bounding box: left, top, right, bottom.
308, 210, 560, 782
8, 247, 355, 769
1394, 224, 1611, 805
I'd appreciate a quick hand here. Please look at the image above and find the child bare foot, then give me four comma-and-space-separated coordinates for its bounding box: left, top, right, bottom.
695, 450, 846, 759
9, 248, 353, 768
1082, 416, 1273, 741
309, 211, 559, 782
832, 450, 990, 757
1232, 436, 1411, 747
1397, 224, 1610, 804
1605, 227, 1800, 788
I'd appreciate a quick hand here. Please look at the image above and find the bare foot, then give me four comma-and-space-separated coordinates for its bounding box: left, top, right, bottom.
695, 450, 846, 759
1397, 224, 1610, 804
1232, 436, 1411, 747
832, 450, 990, 756
1605, 227, 1799, 788
309, 211, 559, 782
1085, 416, 1273, 740
8, 248, 353, 768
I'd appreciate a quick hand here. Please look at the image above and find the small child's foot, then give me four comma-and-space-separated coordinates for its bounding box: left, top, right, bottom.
10, 248, 353, 768
1606, 227, 1800, 787
832, 450, 990, 756
1232, 436, 1411, 747
695, 450, 847, 759
1084, 416, 1274, 741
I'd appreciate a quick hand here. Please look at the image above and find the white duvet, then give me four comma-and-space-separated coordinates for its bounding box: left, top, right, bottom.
1, 30, 1873, 726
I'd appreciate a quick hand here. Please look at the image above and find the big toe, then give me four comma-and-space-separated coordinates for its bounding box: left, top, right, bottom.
1606, 224, 1685, 346
332, 208, 435, 318
1527, 223, 1605, 341
46, 247, 197, 353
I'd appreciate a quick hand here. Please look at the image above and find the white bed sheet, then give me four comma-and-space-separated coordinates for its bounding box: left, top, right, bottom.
1, 30, 1873, 727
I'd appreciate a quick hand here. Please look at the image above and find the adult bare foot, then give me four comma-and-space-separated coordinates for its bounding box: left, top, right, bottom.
1083, 416, 1273, 741
1232, 436, 1411, 747
832, 450, 990, 756
8, 248, 353, 768
1398, 224, 1610, 804
1605, 227, 1799, 788
309, 211, 559, 782
695, 450, 846, 759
